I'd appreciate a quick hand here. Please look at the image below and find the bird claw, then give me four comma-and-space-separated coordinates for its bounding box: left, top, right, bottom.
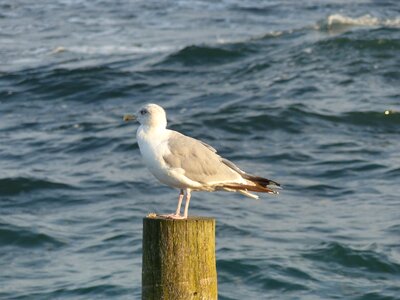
159, 213, 186, 220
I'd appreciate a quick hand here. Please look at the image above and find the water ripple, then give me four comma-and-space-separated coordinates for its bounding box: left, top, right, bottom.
0, 222, 65, 249
0, 177, 74, 196
303, 242, 400, 274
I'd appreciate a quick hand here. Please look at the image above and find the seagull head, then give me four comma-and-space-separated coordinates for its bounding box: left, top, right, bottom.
124, 103, 167, 129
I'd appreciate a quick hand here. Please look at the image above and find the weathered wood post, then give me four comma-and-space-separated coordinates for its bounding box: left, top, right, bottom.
142, 216, 217, 300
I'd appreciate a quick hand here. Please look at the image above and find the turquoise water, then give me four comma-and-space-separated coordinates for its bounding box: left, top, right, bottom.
1, 1, 400, 299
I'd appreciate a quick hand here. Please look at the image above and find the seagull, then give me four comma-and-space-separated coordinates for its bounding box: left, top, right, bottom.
124, 103, 280, 219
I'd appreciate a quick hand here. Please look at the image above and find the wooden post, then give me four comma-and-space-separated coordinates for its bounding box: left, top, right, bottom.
142, 216, 217, 300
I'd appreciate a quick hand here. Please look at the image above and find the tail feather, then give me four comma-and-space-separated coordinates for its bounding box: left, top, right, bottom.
222, 186, 260, 199
222, 183, 279, 195
220, 157, 281, 197
242, 174, 281, 189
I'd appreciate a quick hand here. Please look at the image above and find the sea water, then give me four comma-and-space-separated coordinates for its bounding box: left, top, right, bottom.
1, 1, 399, 299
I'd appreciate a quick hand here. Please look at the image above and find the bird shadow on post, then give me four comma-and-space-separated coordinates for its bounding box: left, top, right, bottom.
142, 216, 217, 300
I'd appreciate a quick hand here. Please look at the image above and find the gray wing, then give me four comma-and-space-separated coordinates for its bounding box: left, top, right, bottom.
163, 131, 242, 184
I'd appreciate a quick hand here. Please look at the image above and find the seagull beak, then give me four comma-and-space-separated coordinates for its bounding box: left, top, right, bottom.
123, 114, 136, 122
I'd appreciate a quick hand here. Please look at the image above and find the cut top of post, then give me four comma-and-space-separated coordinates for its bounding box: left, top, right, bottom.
145, 215, 215, 222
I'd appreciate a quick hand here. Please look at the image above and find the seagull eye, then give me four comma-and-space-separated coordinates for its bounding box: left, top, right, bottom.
140, 109, 147, 115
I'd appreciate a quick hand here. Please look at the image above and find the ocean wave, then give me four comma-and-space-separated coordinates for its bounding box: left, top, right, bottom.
0, 222, 65, 248
227, 14, 400, 46
315, 34, 400, 54
303, 242, 400, 274
8, 65, 125, 102
63, 136, 123, 154
202, 104, 400, 135
218, 258, 309, 291
52, 44, 176, 56
313, 160, 386, 180
0, 177, 73, 196
355, 292, 399, 300
328, 14, 400, 27
337, 111, 400, 130
386, 167, 400, 178
6, 62, 182, 104
317, 14, 400, 32
386, 224, 400, 235
160, 44, 247, 66
7, 284, 131, 300
222, 14, 400, 49
280, 107, 400, 132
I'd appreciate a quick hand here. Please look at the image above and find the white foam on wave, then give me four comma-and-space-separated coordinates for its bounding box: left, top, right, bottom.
325, 14, 400, 29
52, 45, 176, 55
215, 30, 283, 46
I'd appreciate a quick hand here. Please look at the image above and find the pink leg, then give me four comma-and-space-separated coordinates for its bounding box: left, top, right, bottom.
183, 189, 191, 219
160, 189, 185, 219
175, 189, 184, 215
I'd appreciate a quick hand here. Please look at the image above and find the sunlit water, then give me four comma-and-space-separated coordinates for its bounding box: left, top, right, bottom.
1, 1, 400, 299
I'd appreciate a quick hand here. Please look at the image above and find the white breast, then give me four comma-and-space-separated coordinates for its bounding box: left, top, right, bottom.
137, 126, 167, 172
136, 126, 201, 189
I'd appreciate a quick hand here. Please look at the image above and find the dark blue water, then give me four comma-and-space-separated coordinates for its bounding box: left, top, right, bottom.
1, 1, 400, 299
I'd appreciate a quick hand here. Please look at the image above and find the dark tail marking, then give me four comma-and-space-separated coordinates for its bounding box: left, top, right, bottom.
221, 158, 281, 192
242, 174, 281, 189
